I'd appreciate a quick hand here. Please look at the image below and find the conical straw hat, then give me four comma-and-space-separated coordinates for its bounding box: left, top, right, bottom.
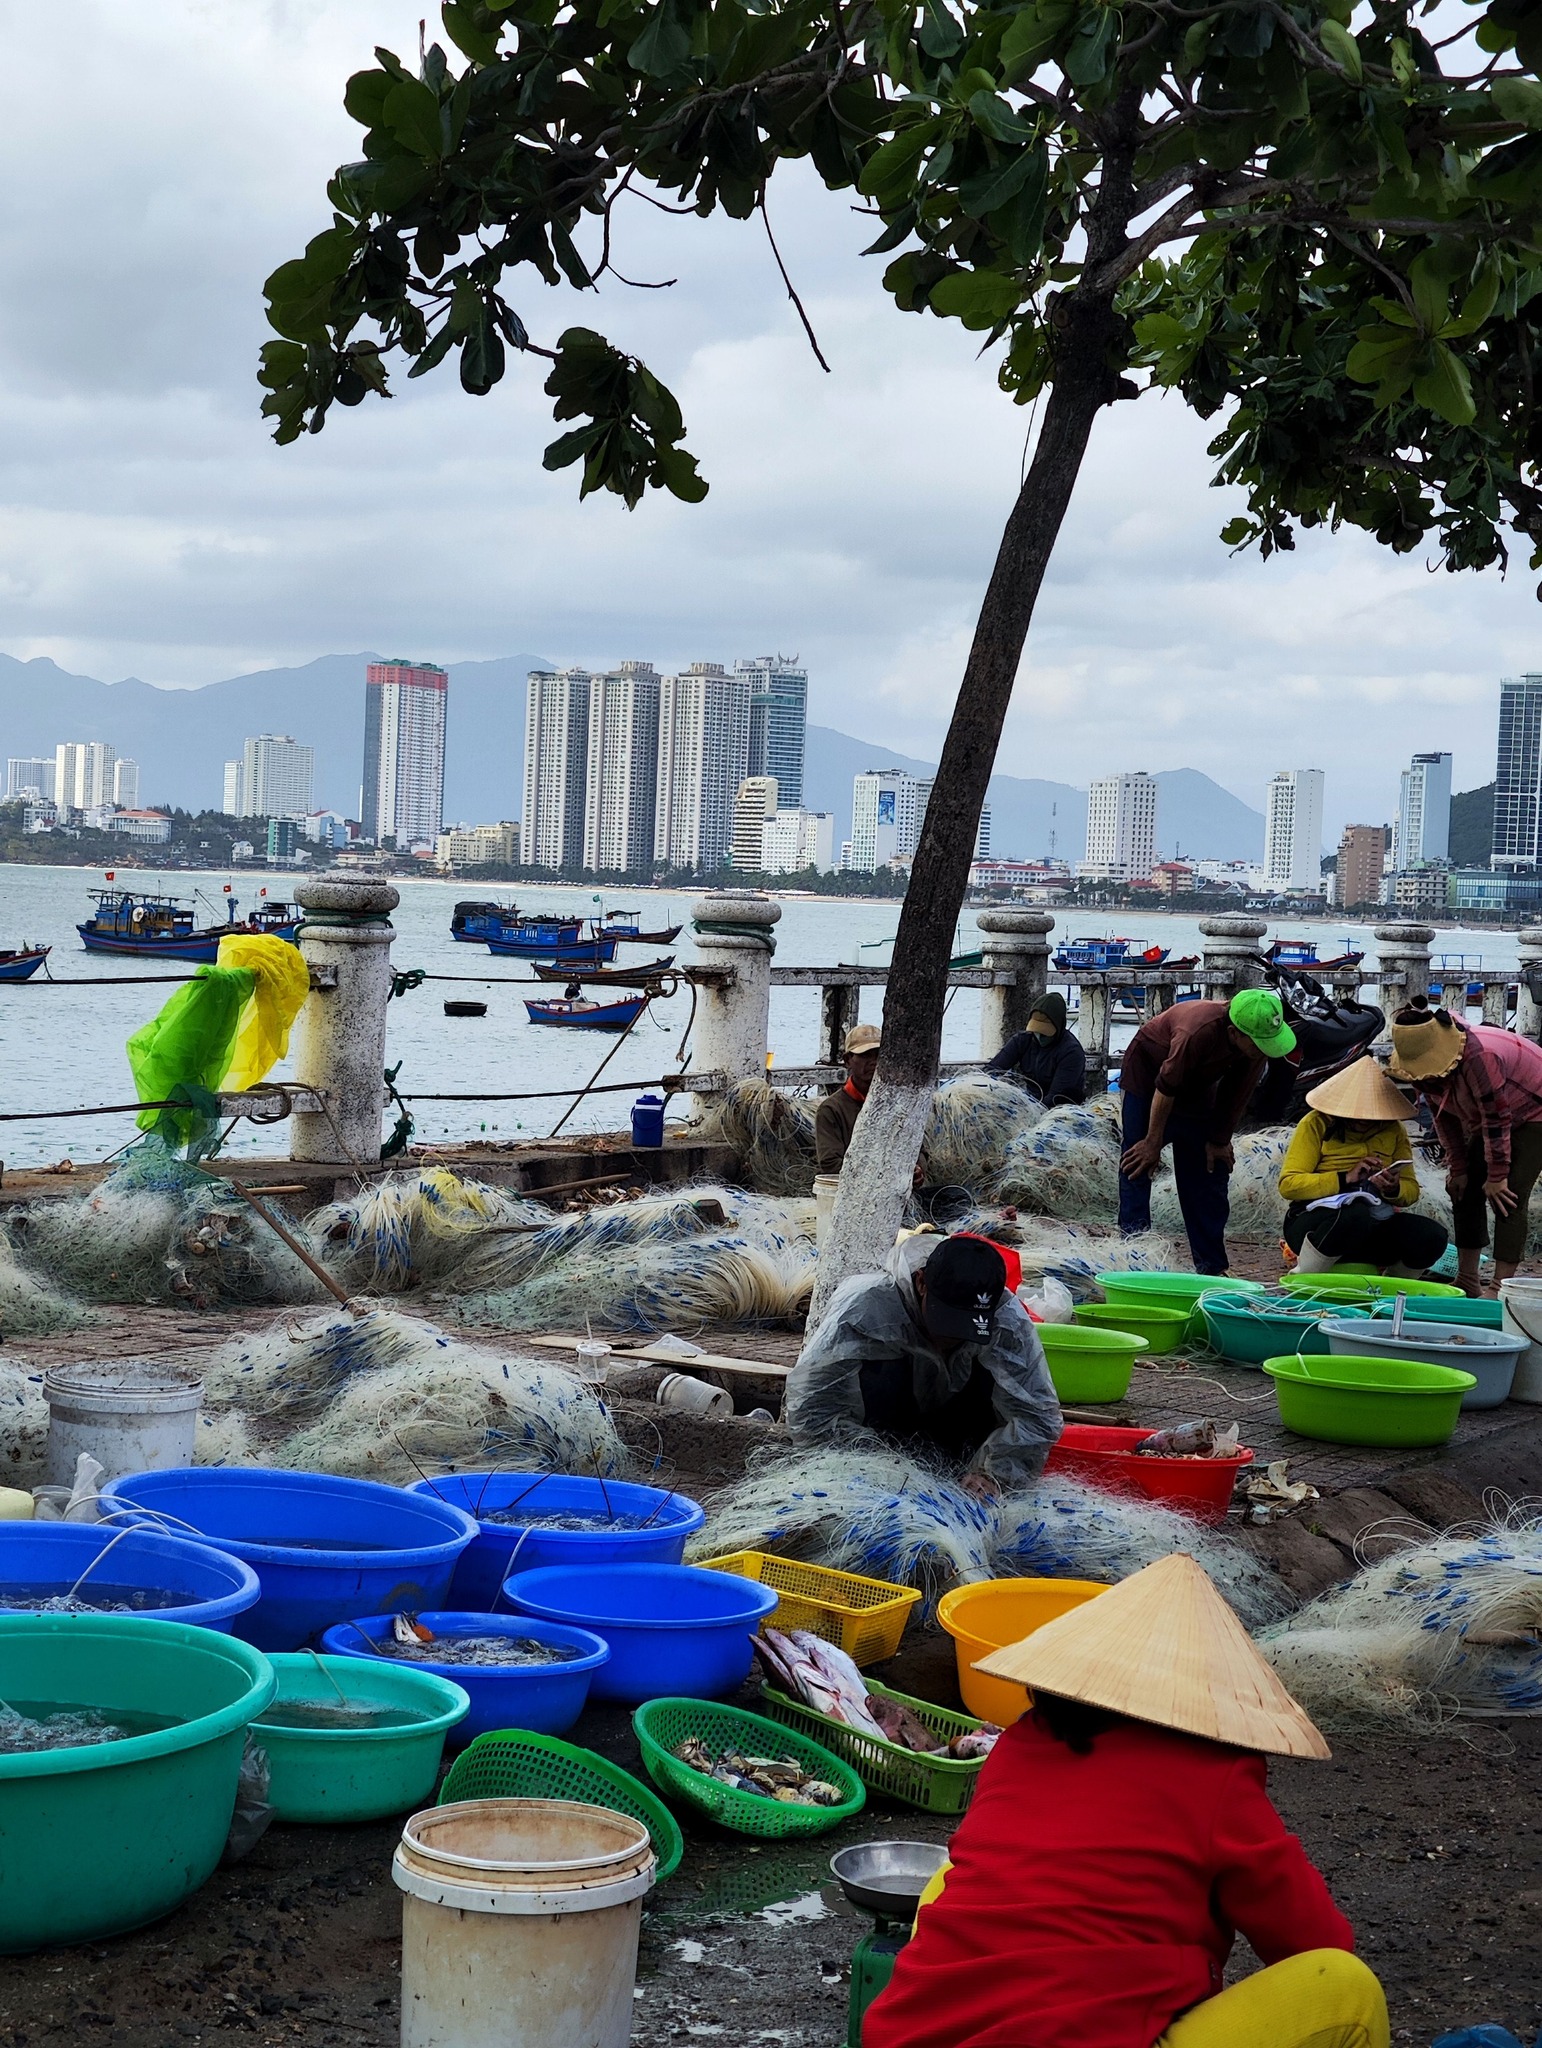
1304, 1056, 1415, 1124
972, 1554, 1329, 1761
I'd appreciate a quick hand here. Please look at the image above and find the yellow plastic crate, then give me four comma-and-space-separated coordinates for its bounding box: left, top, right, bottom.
698, 1551, 921, 1667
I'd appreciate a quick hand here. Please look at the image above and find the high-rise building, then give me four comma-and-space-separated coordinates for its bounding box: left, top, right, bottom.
222, 759, 244, 815
740, 656, 808, 810
761, 808, 837, 875
1078, 772, 1157, 881
241, 735, 313, 820
582, 662, 660, 873
363, 659, 448, 848
523, 667, 591, 872
1494, 674, 1542, 870
6, 758, 53, 800
730, 777, 778, 869
850, 770, 925, 873
267, 817, 300, 862
654, 663, 752, 870
112, 758, 139, 810
1336, 823, 1385, 909
1391, 751, 1452, 870
54, 740, 117, 813
975, 803, 992, 861
1263, 768, 1325, 891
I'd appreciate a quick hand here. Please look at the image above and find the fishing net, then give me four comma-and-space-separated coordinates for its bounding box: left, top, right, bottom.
307, 1168, 552, 1293
691, 1081, 819, 1195
1150, 1126, 1294, 1244
192, 1409, 256, 1466
0, 1240, 90, 1335
12, 1183, 191, 1304
126, 965, 255, 1149
200, 1306, 457, 1417
0, 1361, 48, 1480
945, 1213, 1193, 1303
994, 1095, 1127, 1218
922, 1074, 1045, 1195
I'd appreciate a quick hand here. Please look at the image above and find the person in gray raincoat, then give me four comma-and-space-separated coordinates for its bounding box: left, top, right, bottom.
786, 1232, 1061, 1493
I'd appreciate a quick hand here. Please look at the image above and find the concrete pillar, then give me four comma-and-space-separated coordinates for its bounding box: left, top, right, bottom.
977, 910, 1054, 1058
689, 891, 782, 1091
819, 980, 861, 1069
1199, 916, 1268, 1006
1517, 929, 1542, 1041
1079, 981, 1112, 1087
289, 879, 399, 1165
1373, 923, 1434, 1014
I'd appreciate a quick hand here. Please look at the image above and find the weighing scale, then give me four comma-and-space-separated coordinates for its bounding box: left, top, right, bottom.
829, 1840, 950, 2047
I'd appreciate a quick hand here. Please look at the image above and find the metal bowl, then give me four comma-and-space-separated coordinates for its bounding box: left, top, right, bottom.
829, 1840, 949, 1921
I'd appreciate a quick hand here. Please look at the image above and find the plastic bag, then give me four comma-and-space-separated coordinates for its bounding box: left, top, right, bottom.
127, 966, 256, 1147
221, 1737, 273, 1864
1432, 2029, 1540, 2048
1018, 1274, 1075, 1324
31, 1451, 104, 1523
217, 934, 310, 1093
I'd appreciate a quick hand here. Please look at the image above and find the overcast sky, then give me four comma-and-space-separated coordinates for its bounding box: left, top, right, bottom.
0, 0, 1535, 833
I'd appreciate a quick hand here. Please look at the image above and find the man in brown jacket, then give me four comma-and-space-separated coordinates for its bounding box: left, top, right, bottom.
815, 1022, 881, 1172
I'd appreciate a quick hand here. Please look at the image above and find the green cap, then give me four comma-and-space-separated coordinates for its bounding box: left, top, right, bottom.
1229, 987, 1296, 1058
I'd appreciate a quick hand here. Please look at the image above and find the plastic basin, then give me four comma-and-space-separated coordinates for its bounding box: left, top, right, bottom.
1199, 1293, 1359, 1367
319, 1611, 610, 1745
408, 1472, 705, 1606
1071, 1302, 1190, 1354
251, 1653, 469, 1822
937, 1578, 1107, 1725
507, 1563, 778, 1704
0, 1613, 274, 1952
1262, 1353, 1476, 1446
1095, 1271, 1262, 1340
99, 1468, 477, 1651
1370, 1297, 1505, 1330
1036, 1323, 1146, 1403
1044, 1422, 1253, 1523
1278, 1272, 1464, 1302
1319, 1317, 1524, 1409
0, 1523, 260, 1632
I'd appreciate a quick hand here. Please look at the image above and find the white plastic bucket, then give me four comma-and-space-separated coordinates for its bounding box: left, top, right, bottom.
1500, 1278, 1542, 1403
393, 1797, 655, 2048
814, 1173, 840, 1248
655, 1372, 731, 1419
43, 1360, 203, 1488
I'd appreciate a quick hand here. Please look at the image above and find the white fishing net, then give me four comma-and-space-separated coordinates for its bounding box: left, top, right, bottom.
0, 1360, 48, 1481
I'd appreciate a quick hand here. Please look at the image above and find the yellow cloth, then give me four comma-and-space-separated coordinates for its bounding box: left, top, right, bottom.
1157, 1948, 1389, 2048
216, 933, 310, 1093
1277, 1112, 1418, 1208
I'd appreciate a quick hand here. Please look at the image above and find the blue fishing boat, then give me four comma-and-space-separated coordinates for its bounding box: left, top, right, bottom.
450, 899, 561, 945
488, 930, 619, 964
524, 993, 647, 1031
1053, 936, 1173, 971
594, 909, 684, 945
77, 890, 300, 961
0, 945, 49, 981
1266, 937, 1365, 972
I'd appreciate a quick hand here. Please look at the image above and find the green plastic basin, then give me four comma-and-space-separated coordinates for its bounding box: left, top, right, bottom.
1199, 1293, 1364, 1367
0, 1613, 275, 1953
1278, 1272, 1463, 1303
1037, 1322, 1146, 1402
1096, 1270, 1263, 1341
1262, 1353, 1476, 1447
1072, 1302, 1190, 1355
251, 1654, 469, 1823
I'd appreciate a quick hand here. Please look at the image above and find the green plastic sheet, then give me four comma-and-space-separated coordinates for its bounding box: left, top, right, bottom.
127, 965, 256, 1150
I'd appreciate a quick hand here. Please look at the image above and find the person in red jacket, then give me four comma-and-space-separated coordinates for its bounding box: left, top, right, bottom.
864, 1554, 1387, 2048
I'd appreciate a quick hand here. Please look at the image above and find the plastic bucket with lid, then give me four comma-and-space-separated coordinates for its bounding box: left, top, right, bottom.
393, 1797, 656, 2048
43, 1360, 203, 1488
1500, 1277, 1542, 1403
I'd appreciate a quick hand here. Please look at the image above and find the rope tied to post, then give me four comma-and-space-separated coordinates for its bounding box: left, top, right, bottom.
389, 968, 427, 1000
296, 910, 394, 929
691, 914, 777, 953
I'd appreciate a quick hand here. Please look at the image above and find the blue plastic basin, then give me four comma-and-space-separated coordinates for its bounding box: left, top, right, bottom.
508, 1563, 778, 1704
407, 1473, 707, 1607
318, 1611, 610, 1745
0, 1524, 260, 1633
99, 1468, 477, 1652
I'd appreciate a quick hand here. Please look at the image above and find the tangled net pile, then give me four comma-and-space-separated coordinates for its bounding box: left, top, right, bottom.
308, 1167, 553, 1292
692, 1081, 820, 1195
1260, 1509, 1542, 1726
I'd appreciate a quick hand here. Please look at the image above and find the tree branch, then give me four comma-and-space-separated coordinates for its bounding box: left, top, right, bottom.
760, 196, 833, 372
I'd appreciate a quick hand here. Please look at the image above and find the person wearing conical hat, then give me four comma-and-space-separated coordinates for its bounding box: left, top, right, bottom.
864, 1555, 1387, 2048
1275, 1055, 1448, 1278
1389, 995, 1542, 1296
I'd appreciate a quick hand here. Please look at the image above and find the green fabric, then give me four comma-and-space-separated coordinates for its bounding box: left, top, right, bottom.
1229, 986, 1296, 1058
127, 966, 256, 1149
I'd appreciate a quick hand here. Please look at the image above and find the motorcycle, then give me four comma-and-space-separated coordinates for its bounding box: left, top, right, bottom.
1241, 958, 1385, 1128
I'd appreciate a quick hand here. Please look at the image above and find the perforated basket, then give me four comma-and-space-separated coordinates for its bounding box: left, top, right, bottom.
437, 1729, 684, 1880
758, 1680, 989, 1816
696, 1552, 920, 1667
632, 1697, 865, 1838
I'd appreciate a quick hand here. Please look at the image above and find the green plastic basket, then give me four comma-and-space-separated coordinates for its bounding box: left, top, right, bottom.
438, 1730, 684, 1881
1262, 1351, 1475, 1447
1037, 1322, 1145, 1402
759, 1679, 988, 1815
632, 1697, 866, 1838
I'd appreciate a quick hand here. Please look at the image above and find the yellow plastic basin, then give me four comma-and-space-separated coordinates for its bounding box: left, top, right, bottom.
936, 1576, 1107, 1725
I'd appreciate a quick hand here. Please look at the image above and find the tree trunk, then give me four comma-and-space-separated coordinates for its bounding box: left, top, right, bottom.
810, 299, 1120, 1324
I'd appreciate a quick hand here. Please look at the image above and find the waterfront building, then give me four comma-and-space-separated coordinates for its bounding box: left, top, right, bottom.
1493, 674, 1542, 870
240, 735, 314, 821
850, 769, 925, 872
112, 758, 139, 810
741, 656, 808, 810
730, 776, 779, 869
436, 822, 521, 869
654, 662, 751, 870
1335, 823, 1385, 910
1263, 768, 1324, 892
1078, 771, 1157, 882
6, 757, 54, 800
583, 662, 660, 873
523, 667, 591, 872
1391, 751, 1451, 871
363, 659, 448, 849
55, 740, 117, 814
762, 807, 837, 875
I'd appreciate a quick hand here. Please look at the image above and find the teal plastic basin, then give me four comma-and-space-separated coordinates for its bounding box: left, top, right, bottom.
1037, 1322, 1146, 1402
0, 1614, 275, 1953
251, 1654, 469, 1823
1262, 1353, 1476, 1447
1200, 1293, 1364, 1367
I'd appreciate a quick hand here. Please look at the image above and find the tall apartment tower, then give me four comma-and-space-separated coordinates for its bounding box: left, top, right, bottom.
654, 662, 752, 870
740, 656, 808, 810
730, 777, 779, 869
1336, 823, 1385, 909
850, 770, 924, 872
1264, 768, 1325, 891
242, 735, 314, 820
1392, 751, 1452, 870
1494, 675, 1542, 870
7, 758, 54, 800
55, 741, 117, 812
523, 667, 591, 872
582, 662, 660, 873
112, 758, 140, 810
363, 660, 448, 848
1080, 772, 1157, 881
222, 759, 244, 815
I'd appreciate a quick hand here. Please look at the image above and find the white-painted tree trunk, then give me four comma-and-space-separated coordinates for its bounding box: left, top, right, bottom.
807, 1072, 933, 1329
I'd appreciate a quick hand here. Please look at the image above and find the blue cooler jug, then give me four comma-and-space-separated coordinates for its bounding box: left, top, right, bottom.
631, 1092, 666, 1147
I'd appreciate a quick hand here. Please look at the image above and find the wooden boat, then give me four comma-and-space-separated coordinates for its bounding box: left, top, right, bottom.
77, 891, 300, 961
593, 912, 683, 945
524, 993, 647, 1031
1053, 937, 1169, 971
1266, 938, 1365, 973
0, 945, 49, 982
531, 954, 675, 985
489, 932, 619, 964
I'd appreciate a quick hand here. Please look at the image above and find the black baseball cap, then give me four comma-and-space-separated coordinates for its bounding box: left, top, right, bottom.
921, 1235, 1008, 1343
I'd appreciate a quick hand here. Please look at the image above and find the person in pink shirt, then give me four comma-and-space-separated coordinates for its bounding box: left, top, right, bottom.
1389, 996, 1542, 1293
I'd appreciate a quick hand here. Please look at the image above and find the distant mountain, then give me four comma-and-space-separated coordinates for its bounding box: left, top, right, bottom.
1449, 782, 1494, 868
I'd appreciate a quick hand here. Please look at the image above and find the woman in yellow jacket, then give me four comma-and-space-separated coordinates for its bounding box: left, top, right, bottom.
1278, 1057, 1449, 1277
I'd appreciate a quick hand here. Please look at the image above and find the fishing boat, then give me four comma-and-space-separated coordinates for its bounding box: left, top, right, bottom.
77, 891, 300, 961
531, 954, 676, 985
1266, 937, 1365, 973
0, 945, 50, 982
1053, 937, 1170, 971
524, 993, 647, 1031
488, 930, 619, 964
450, 900, 566, 944
593, 910, 684, 945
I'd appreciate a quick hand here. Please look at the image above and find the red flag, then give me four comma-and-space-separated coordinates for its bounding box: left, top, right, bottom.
104, 870, 115, 882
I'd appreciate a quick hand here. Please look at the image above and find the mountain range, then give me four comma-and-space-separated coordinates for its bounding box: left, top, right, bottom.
0, 650, 1266, 861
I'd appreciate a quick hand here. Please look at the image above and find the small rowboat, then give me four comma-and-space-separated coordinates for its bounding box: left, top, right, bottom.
524, 994, 647, 1031
531, 954, 675, 985
0, 945, 49, 982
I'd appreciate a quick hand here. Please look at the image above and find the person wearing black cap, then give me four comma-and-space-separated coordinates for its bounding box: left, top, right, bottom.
786, 1232, 1062, 1494
985, 991, 1087, 1105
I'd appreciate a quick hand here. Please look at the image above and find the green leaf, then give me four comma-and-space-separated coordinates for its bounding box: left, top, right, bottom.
928, 266, 1022, 324
919, 0, 965, 58
441, 2, 502, 63
1443, 267, 1501, 338
653, 443, 709, 501
1318, 18, 1362, 81
1220, 517, 1254, 545
406, 325, 457, 378
459, 308, 506, 393
629, 3, 692, 76
1412, 341, 1475, 425
1495, 76, 1542, 129
1063, 8, 1116, 88
999, 3, 1070, 75
343, 69, 394, 128
968, 90, 1033, 144
858, 121, 939, 200
382, 77, 447, 158
960, 143, 1042, 217
1408, 257, 1450, 334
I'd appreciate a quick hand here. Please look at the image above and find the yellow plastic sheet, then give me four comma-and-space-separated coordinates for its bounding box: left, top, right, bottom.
217, 933, 311, 1093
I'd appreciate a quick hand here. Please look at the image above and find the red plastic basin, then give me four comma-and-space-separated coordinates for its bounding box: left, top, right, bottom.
1044, 1424, 1253, 1524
